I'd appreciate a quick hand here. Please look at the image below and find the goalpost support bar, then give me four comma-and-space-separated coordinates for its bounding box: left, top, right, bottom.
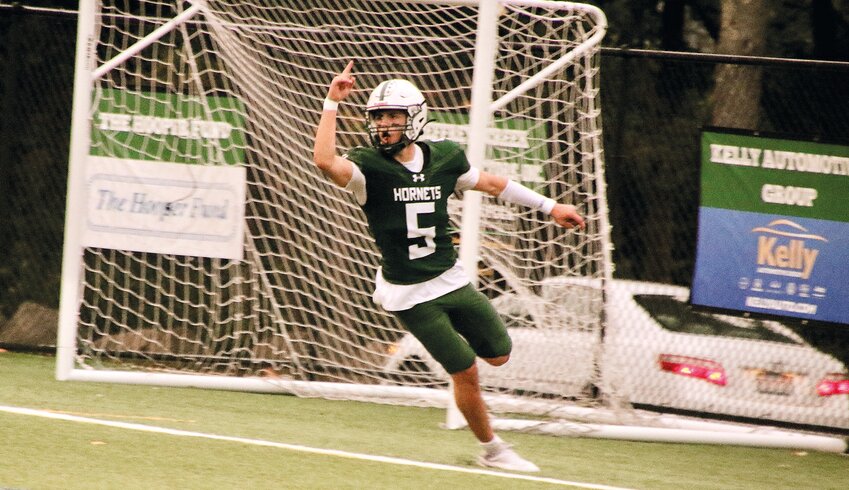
491, 418, 849, 453
489, 3, 607, 112
60, 368, 849, 454
56, 0, 98, 381
90, 3, 203, 81
458, 0, 500, 288
451, 0, 502, 431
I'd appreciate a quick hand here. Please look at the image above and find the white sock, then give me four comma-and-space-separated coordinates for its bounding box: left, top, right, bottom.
481, 435, 505, 455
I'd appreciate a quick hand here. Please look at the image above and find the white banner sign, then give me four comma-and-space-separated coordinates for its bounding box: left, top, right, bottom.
83, 156, 246, 260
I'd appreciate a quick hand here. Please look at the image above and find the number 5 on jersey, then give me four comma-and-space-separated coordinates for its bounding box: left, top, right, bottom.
405, 202, 436, 259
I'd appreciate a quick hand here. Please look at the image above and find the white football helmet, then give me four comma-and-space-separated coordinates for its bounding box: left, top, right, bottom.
365, 79, 428, 154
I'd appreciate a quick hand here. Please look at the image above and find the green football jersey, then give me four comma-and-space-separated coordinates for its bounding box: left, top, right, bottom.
346, 140, 470, 285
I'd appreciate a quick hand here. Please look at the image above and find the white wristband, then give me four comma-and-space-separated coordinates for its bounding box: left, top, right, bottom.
498, 180, 557, 215
323, 98, 339, 111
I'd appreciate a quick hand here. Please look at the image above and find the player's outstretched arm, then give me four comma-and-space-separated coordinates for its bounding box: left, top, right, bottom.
313, 60, 356, 187
474, 170, 585, 229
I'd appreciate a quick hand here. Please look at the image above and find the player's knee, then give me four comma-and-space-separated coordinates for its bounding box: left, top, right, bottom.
482, 354, 510, 367
450, 363, 479, 386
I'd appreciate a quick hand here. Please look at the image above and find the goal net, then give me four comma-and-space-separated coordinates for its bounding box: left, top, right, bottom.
61, 0, 615, 426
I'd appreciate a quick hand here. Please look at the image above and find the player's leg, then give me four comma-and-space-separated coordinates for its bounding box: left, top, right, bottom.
450, 359, 538, 472
443, 285, 512, 363
450, 362, 494, 442
396, 287, 539, 472
394, 298, 500, 443
442, 285, 540, 472
393, 299, 477, 374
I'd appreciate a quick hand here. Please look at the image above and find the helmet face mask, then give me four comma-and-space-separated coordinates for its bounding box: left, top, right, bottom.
365, 79, 428, 155
368, 109, 408, 150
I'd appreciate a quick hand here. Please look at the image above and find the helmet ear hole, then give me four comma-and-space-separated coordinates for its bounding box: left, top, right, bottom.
406, 102, 428, 142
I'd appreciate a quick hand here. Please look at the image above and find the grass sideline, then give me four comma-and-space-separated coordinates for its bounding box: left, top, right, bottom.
1, 351, 847, 489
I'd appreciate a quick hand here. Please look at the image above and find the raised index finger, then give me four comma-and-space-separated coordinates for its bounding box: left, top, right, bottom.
341, 60, 354, 76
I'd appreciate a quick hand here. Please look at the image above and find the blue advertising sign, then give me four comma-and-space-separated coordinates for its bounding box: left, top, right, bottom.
692, 129, 849, 325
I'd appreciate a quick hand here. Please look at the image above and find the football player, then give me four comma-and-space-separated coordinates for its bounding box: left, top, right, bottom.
313, 60, 584, 472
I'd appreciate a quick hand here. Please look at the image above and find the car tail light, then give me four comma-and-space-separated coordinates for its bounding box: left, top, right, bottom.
658, 354, 727, 386
816, 373, 849, 396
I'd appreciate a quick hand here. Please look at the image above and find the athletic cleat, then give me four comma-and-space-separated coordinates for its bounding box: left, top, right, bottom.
477, 443, 540, 472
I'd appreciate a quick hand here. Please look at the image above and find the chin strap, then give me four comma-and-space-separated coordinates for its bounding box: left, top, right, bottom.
373, 134, 413, 156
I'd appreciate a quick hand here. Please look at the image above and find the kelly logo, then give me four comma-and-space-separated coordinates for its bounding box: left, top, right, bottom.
751, 219, 827, 280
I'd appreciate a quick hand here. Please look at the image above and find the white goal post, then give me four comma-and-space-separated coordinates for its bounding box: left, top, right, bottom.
57, 0, 847, 453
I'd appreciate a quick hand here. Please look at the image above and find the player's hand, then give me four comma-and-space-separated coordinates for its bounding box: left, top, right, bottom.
327, 60, 356, 103
550, 203, 585, 229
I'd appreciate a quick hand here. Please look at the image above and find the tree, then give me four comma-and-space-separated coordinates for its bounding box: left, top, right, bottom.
710, 0, 773, 129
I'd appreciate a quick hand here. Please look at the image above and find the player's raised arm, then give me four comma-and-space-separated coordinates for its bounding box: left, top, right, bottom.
313, 61, 356, 187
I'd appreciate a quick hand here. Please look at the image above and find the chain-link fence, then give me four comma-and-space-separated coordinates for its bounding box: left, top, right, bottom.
602, 49, 849, 286
0, 9, 74, 329
2, 9, 848, 366
601, 50, 849, 369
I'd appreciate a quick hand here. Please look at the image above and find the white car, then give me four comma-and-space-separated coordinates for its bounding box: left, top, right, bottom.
382, 278, 849, 430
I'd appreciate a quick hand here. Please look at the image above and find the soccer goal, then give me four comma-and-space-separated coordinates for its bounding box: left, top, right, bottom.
57, 0, 845, 452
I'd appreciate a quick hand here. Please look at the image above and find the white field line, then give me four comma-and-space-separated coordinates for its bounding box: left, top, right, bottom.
0, 404, 633, 490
